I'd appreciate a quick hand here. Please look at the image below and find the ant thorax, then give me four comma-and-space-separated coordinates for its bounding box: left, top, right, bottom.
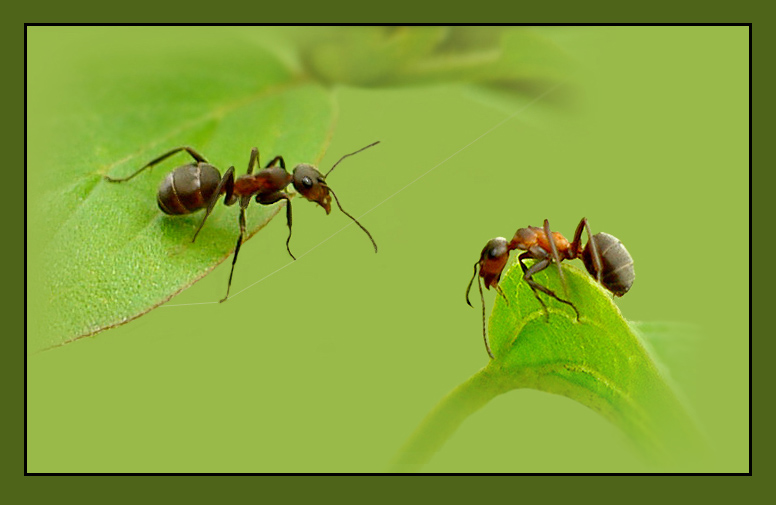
509, 226, 571, 257
233, 166, 292, 198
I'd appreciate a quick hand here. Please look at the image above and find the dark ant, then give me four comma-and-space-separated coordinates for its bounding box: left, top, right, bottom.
465, 218, 634, 358
105, 142, 379, 302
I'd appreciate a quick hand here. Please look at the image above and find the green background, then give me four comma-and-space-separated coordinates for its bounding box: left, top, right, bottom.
26, 26, 749, 473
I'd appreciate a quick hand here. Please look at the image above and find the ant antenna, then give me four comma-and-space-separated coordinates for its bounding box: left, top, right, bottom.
466, 261, 478, 307
325, 186, 378, 252
465, 261, 494, 359
478, 274, 493, 359
324, 141, 380, 177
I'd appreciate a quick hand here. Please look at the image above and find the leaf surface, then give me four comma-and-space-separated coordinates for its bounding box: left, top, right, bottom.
392, 262, 705, 471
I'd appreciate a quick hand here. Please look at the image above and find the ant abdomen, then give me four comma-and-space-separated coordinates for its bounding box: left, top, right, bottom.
582, 232, 634, 297
157, 164, 222, 215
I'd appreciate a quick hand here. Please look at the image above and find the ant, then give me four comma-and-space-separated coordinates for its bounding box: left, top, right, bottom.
105, 142, 379, 302
465, 218, 634, 358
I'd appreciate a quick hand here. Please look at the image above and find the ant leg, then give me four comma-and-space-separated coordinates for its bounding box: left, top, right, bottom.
279, 194, 296, 260
519, 254, 550, 320
544, 219, 568, 296
256, 191, 296, 259
518, 252, 530, 274
192, 166, 235, 243
246, 148, 259, 175
105, 146, 208, 182
326, 186, 378, 253
523, 257, 580, 321
571, 218, 602, 283
477, 273, 494, 359
494, 284, 510, 305
246, 149, 286, 173
220, 206, 247, 303
585, 219, 602, 284
265, 155, 286, 169
570, 217, 586, 255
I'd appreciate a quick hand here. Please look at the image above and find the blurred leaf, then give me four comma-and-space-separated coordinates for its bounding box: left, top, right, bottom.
27, 29, 335, 352
629, 321, 702, 399
296, 26, 448, 86
27, 26, 574, 353
286, 27, 573, 93
392, 262, 705, 471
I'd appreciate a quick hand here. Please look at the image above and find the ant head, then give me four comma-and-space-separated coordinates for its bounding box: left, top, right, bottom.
479, 237, 510, 289
465, 236, 510, 360
291, 143, 380, 253
292, 164, 332, 214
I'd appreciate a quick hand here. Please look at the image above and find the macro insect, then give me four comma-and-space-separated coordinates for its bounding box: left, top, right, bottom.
465, 218, 634, 358
105, 142, 379, 301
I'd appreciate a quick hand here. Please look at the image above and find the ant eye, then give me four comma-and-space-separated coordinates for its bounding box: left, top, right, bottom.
485, 237, 508, 259
302, 176, 313, 189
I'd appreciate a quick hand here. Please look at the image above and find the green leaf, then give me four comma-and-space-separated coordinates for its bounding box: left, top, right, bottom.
285, 26, 572, 93
293, 26, 449, 86
27, 30, 335, 352
629, 320, 702, 400
391, 261, 705, 471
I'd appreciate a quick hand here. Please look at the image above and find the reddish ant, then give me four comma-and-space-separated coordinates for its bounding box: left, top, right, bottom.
106, 142, 379, 302
466, 218, 634, 358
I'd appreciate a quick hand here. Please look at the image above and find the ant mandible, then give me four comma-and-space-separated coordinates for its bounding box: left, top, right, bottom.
105, 142, 379, 302
465, 218, 634, 358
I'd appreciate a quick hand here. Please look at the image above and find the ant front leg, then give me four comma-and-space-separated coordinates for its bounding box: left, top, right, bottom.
257, 191, 296, 260
192, 166, 236, 242
279, 193, 295, 260
105, 146, 208, 182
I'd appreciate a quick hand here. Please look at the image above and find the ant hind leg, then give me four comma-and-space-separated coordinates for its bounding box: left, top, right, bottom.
105, 146, 208, 182
192, 166, 235, 243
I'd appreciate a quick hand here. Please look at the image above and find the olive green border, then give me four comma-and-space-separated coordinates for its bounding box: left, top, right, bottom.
18, 0, 755, 501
